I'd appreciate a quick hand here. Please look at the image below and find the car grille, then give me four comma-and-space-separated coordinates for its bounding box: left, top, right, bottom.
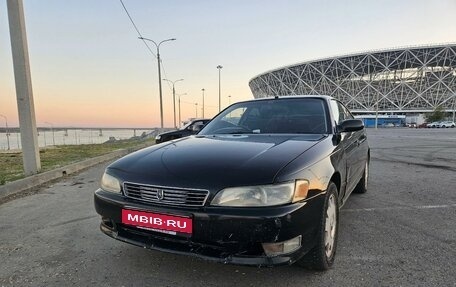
123, 182, 209, 207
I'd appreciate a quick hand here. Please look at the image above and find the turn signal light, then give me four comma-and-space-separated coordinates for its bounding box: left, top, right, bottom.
292, 180, 309, 202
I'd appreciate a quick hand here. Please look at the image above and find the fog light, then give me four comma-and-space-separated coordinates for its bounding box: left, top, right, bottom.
101, 217, 114, 229
262, 235, 302, 257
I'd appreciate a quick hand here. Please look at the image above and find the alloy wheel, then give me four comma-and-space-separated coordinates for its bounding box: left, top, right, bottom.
324, 194, 337, 259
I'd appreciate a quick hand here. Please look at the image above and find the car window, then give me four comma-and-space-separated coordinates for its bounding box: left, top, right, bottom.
330, 100, 353, 124
339, 103, 354, 120
199, 98, 329, 135
192, 121, 204, 126
181, 121, 193, 130
330, 100, 344, 124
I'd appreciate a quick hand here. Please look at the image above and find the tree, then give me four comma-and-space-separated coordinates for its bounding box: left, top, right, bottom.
425, 105, 445, 122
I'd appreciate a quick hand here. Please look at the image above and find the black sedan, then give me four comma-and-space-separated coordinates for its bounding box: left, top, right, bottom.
155, 119, 210, 144
94, 96, 369, 270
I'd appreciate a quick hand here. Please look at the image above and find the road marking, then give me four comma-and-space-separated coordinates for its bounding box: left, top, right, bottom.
342, 203, 456, 212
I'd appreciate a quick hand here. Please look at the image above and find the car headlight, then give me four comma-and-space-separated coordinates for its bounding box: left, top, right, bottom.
211, 180, 309, 207
101, 172, 121, 193
155, 135, 161, 140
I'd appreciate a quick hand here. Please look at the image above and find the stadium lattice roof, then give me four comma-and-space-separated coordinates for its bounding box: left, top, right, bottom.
249, 44, 456, 113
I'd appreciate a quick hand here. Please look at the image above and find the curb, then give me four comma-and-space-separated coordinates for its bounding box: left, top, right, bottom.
0, 147, 135, 200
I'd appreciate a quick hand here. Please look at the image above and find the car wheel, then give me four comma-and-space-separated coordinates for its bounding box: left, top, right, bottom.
353, 160, 369, 194
296, 182, 339, 271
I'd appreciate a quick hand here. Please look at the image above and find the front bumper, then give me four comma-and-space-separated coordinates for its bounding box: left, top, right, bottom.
94, 189, 325, 266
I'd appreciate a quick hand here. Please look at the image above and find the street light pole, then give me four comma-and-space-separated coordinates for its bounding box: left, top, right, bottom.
201, 88, 205, 118
452, 94, 455, 122
228, 95, 231, 105
195, 103, 198, 118
177, 93, 187, 127
138, 37, 176, 128
163, 78, 184, 128
375, 93, 379, 129
217, 65, 223, 112
0, 114, 10, 150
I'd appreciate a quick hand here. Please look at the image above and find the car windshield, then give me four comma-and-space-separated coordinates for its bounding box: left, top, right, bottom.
199, 98, 329, 135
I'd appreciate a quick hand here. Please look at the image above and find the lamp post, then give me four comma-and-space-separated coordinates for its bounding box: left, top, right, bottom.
453, 94, 455, 123
195, 103, 198, 118
375, 93, 379, 129
0, 114, 10, 150
163, 78, 183, 128
217, 65, 223, 112
177, 93, 187, 127
228, 95, 231, 105
201, 88, 205, 118
138, 36, 176, 128
45, 121, 55, 146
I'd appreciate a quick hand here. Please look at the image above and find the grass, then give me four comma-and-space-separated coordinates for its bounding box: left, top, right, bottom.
0, 138, 155, 185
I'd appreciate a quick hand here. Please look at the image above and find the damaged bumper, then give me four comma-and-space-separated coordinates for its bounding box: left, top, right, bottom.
94, 189, 325, 266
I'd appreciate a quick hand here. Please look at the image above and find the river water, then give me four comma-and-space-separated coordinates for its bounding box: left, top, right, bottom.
0, 129, 154, 150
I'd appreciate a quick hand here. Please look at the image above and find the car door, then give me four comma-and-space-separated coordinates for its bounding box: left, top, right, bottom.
338, 102, 368, 194
330, 100, 362, 201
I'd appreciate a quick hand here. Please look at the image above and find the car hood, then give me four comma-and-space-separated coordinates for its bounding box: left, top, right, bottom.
108, 134, 325, 191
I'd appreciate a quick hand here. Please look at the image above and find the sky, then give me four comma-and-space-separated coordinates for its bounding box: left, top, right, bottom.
0, 0, 455, 128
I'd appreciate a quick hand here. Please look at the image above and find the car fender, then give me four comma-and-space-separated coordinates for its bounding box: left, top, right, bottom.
274, 136, 347, 202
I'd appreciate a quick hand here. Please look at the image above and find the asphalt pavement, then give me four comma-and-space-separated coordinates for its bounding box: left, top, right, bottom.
1, 128, 455, 287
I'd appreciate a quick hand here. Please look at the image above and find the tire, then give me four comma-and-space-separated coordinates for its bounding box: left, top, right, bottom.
296, 182, 339, 271
353, 160, 369, 194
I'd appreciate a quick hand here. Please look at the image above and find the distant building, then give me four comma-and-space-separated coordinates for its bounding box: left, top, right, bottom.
249, 44, 456, 115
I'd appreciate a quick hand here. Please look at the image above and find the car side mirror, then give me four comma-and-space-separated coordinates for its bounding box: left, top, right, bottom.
338, 119, 364, 133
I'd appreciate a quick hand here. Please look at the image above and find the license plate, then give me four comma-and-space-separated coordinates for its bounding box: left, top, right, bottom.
121, 209, 192, 235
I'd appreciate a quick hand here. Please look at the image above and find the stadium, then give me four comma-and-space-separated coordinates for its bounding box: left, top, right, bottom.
249, 44, 456, 125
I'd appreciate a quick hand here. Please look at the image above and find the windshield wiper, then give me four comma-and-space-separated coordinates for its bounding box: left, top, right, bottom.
214, 130, 252, 135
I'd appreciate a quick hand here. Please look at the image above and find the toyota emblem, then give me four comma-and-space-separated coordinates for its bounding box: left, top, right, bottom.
156, 189, 164, 200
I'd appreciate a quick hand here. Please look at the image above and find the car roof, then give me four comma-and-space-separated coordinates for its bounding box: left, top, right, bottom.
190, 118, 210, 122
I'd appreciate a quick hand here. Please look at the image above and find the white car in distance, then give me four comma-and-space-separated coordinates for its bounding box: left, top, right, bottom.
438, 121, 456, 128
427, 122, 441, 128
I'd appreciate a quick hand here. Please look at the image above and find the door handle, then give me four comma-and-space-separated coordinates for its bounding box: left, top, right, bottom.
357, 136, 366, 145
